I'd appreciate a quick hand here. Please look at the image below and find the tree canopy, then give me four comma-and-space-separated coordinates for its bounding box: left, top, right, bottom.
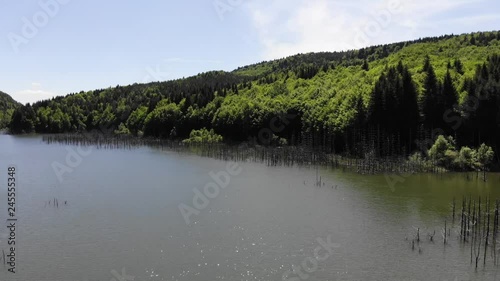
6, 31, 500, 161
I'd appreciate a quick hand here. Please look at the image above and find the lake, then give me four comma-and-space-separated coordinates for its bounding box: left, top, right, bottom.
0, 135, 499, 281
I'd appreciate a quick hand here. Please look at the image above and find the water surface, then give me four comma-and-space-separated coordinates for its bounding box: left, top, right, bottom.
0, 135, 499, 281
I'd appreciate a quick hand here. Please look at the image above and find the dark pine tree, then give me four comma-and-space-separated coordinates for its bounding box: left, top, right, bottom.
421, 56, 443, 131
441, 70, 459, 135
362, 59, 369, 71
367, 62, 419, 155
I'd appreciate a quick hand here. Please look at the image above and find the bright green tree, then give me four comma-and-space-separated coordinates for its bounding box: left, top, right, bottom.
475, 143, 494, 170
428, 135, 457, 166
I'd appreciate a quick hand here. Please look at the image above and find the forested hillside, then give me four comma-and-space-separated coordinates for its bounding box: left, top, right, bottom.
8, 31, 500, 158
0, 91, 20, 129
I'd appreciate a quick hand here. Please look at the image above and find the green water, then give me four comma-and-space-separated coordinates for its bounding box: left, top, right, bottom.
0, 135, 499, 281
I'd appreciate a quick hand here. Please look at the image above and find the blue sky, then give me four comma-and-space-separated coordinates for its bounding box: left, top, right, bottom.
0, 0, 499, 104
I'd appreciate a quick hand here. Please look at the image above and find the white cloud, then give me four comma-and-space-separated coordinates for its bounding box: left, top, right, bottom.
244, 0, 491, 60
14, 83, 57, 105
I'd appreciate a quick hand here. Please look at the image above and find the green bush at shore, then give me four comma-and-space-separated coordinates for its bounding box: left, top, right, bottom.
182, 128, 223, 144
426, 135, 494, 171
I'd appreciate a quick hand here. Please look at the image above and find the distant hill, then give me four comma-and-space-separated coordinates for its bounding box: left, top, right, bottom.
0, 91, 20, 129
7, 31, 500, 157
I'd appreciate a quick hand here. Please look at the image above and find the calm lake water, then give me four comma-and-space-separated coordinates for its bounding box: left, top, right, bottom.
0, 135, 500, 281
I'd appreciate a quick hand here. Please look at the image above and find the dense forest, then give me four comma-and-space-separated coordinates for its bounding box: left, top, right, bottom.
0, 91, 20, 129
6, 31, 500, 162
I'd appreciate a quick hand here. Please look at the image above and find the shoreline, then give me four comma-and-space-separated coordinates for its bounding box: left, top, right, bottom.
24, 132, 496, 176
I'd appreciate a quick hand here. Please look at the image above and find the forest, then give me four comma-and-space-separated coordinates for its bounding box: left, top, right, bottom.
0, 91, 19, 130
5, 31, 500, 167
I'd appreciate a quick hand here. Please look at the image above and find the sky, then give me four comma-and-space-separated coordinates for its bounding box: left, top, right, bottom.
0, 0, 499, 105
